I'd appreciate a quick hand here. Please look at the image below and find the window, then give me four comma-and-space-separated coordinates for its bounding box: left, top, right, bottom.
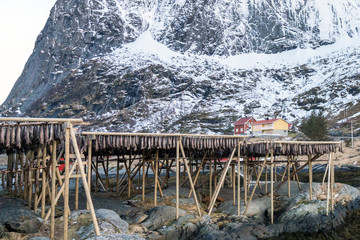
236, 128, 239, 133
240, 128, 243, 132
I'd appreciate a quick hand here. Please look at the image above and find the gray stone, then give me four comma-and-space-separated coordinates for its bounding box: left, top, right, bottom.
5, 218, 42, 234
28, 237, 51, 240
142, 205, 186, 230
217, 197, 271, 217
222, 222, 258, 240
199, 214, 212, 225
86, 234, 145, 240
195, 224, 232, 240
175, 214, 196, 227
171, 198, 195, 205
71, 210, 90, 221
78, 209, 129, 239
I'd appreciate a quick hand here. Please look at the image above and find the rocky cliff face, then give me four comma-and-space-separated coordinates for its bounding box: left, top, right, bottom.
1, 0, 360, 133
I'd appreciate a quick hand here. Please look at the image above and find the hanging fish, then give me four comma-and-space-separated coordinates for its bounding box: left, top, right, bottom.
0, 126, 4, 144
49, 124, 54, 142
16, 125, 21, 148
6, 126, 11, 148
11, 126, 16, 146
40, 125, 45, 146
45, 124, 49, 144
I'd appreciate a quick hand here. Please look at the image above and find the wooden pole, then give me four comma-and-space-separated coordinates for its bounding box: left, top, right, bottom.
331, 152, 335, 211
87, 140, 92, 210
41, 145, 47, 218
208, 147, 236, 215
270, 149, 274, 224
237, 144, 241, 216
176, 137, 180, 219
95, 157, 98, 192
209, 159, 212, 201
232, 163, 236, 205
179, 142, 202, 217
265, 165, 268, 195
244, 157, 248, 205
244, 154, 268, 215
188, 152, 207, 198
154, 149, 159, 206
326, 153, 331, 215
34, 148, 41, 213
28, 152, 34, 208
309, 154, 313, 200
116, 156, 120, 194
287, 156, 290, 198
63, 125, 70, 240
69, 124, 100, 236
75, 163, 79, 210
50, 141, 57, 239
127, 153, 132, 197
142, 156, 146, 202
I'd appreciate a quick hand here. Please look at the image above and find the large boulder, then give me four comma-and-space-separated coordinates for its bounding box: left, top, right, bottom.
142, 205, 186, 230
77, 209, 129, 239
277, 183, 360, 233
217, 197, 271, 217
86, 234, 144, 240
0, 197, 42, 234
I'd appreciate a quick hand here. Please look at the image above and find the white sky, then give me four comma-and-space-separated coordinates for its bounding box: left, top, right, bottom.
0, 0, 57, 105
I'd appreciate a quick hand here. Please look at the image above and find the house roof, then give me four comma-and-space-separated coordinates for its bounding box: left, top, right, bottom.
252, 118, 288, 125
234, 117, 253, 125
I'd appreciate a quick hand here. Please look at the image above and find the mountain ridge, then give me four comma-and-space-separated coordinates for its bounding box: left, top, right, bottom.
1, 0, 360, 134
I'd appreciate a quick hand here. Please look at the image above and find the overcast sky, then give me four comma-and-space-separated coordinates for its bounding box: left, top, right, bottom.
0, 0, 57, 105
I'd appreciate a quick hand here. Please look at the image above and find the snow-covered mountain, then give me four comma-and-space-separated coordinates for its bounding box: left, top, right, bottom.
1, 0, 360, 134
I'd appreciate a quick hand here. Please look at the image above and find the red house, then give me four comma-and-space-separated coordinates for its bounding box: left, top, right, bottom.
234, 117, 256, 135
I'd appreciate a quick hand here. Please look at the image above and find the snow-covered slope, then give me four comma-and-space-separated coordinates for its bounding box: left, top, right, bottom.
1, 0, 360, 134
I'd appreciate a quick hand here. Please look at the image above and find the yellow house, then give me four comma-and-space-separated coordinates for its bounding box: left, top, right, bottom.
252, 118, 290, 136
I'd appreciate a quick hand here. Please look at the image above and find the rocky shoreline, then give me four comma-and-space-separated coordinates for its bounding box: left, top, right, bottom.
1, 166, 360, 239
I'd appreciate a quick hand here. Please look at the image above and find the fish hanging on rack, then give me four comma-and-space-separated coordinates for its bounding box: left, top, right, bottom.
16, 125, 21, 148
6, 126, 11, 148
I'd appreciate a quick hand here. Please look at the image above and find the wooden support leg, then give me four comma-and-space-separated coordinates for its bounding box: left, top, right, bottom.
326, 153, 331, 215
331, 152, 335, 211
309, 155, 313, 200
209, 159, 212, 201
237, 146, 241, 216
87, 141, 92, 210
232, 164, 236, 205
41, 145, 47, 218
116, 156, 120, 194
265, 165, 268, 195
270, 150, 274, 224
69, 124, 100, 236
34, 148, 41, 213
179, 142, 202, 217
75, 163, 79, 211
63, 127, 70, 240
287, 156, 291, 198
188, 152, 207, 198
95, 157, 99, 193
244, 154, 268, 215
244, 158, 248, 205
50, 141, 57, 239
154, 149, 159, 206
208, 147, 237, 215
176, 138, 180, 219
142, 157, 146, 202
